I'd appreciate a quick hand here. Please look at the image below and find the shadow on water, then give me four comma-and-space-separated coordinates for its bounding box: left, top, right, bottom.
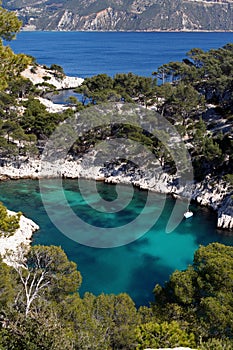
128, 253, 174, 307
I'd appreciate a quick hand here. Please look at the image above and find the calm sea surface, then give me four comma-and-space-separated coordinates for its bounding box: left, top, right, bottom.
3, 32, 233, 305
8, 31, 233, 77
0, 179, 232, 306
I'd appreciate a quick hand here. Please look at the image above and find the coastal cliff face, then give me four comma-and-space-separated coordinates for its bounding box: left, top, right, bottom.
3, 0, 233, 31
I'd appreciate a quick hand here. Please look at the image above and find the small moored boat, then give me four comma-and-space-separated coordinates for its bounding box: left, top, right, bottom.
184, 210, 193, 219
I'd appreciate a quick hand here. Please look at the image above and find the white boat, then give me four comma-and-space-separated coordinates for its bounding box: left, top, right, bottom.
184, 210, 193, 219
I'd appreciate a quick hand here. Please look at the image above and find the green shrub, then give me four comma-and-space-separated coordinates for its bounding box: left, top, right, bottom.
0, 202, 21, 236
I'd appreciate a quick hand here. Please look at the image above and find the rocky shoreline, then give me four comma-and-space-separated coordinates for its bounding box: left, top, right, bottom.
1, 66, 232, 232
0, 156, 232, 231
0, 210, 39, 266
21, 65, 84, 90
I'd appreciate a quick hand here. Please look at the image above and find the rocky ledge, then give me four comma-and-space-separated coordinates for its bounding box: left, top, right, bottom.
192, 176, 233, 230
217, 195, 233, 230
0, 210, 39, 266
36, 96, 70, 113
0, 156, 232, 231
21, 65, 84, 90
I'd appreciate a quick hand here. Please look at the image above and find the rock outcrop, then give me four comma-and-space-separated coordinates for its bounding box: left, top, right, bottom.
217, 195, 233, 230
36, 97, 69, 113
192, 177, 233, 230
21, 65, 84, 90
0, 210, 39, 265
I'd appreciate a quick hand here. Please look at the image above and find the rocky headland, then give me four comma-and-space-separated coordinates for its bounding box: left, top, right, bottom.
0, 210, 39, 265
21, 65, 84, 90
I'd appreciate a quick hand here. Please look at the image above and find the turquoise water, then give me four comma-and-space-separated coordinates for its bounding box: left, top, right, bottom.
0, 179, 232, 306
4, 32, 233, 305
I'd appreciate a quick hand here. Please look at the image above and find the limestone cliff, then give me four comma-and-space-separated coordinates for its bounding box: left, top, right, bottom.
3, 0, 233, 31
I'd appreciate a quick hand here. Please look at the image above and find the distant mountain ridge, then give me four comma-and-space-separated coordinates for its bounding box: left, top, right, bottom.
2, 0, 233, 31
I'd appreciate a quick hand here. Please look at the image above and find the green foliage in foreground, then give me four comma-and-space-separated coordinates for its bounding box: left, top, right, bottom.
0, 242, 232, 349
0, 202, 21, 236
0, 2, 31, 91
135, 320, 196, 349
0, 1, 21, 41
75, 72, 157, 106
224, 174, 233, 186
20, 98, 69, 139
154, 243, 233, 341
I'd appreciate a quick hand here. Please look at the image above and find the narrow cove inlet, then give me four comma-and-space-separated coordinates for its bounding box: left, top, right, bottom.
0, 178, 232, 306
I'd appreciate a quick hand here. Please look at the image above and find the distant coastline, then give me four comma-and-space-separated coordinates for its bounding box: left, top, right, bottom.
5, 0, 233, 32
20, 28, 233, 33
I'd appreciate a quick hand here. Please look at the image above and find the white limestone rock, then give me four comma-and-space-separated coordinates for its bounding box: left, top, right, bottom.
21, 65, 84, 90
36, 97, 69, 113
217, 195, 233, 230
0, 210, 39, 266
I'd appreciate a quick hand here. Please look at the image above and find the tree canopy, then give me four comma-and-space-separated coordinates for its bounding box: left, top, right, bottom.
0, 1, 21, 41
0, 242, 232, 349
153, 243, 233, 341
75, 72, 157, 106
0, 202, 21, 236
0, 2, 31, 91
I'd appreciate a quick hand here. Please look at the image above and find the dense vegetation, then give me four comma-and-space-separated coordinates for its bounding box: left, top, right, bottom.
0, 2, 232, 184
74, 45, 233, 181
0, 240, 232, 349
0, 202, 21, 236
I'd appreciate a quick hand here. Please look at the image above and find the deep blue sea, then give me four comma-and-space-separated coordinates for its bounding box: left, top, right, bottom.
8, 31, 233, 77
3, 32, 233, 306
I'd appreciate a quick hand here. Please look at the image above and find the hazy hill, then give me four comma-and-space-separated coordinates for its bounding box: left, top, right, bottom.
2, 0, 233, 31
